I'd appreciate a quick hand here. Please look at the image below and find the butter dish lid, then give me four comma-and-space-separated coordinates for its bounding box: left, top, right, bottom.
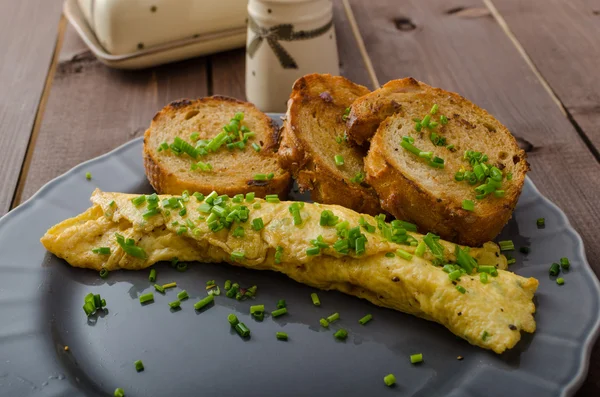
65, 0, 247, 69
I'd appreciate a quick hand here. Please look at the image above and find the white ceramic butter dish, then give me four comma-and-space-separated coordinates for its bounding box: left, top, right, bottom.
64, 0, 248, 69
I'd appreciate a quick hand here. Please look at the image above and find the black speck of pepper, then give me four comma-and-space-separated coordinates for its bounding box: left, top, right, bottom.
457, 312, 462, 316
500, 308, 504, 312
495, 252, 499, 257
252, 70, 256, 76
150, 5, 157, 12
267, 8, 272, 13
508, 324, 517, 331
137, 42, 144, 50
392, 276, 399, 282
452, 281, 457, 285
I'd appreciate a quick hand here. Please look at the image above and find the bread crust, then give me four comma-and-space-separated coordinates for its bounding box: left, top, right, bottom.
278, 74, 383, 215
363, 80, 529, 246
144, 96, 291, 198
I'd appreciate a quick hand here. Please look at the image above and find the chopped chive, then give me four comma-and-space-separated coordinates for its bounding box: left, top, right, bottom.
194, 295, 214, 310
265, 194, 280, 203
498, 240, 515, 251
359, 314, 373, 325
448, 270, 461, 281
235, 322, 250, 337
462, 199, 474, 211
456, 285, 466, 294
440, 115, 448, 124
536, 218, 545, 228
506, 255, 516, 265
384, 374, 396, 387
275, 246, 284, 264
557, 277, 565, 285
206, 280, 215, 287
320, 318, 329, 328
148, 269, 156, 282
252, 143, 261, 152
385, 252, 395, 258
92, 247, 111, 255
560, 257, 570, 270
276, 332, 288, 341
334, 329, 348, 340
83, 301, 95, 316
252, 217, 264, 231
99, 269, 109, 278
253, 203, 261, 209
231, 251, 245, 262
134, 360, 144, 372
245, 192, 255, 202
131, 195, 146, 206
310, 292, 321, 306
85, 172, 92, 180
224, 280, 232, 290
267, 173, 274, 180
396, 249, 413, 260
115, 233, 147, 259
250, 305, 265, 314
168, 300, 180, 309
549, 263, 560, 277
478, 265, 498, 276
306, 246, 321, 256
254, 173, 267, 181
410, 353, 423, 364
154, 284, 165, 293
482, 330, 490, 341
177, 290, 189, 300
228, 313, 239, 326
507, 172, 513, 180
271, 307, 288, 317
334, 155, 344, 166
276, 299, 286, 309
162, 282, 177, 289
480, 272, 489, 284
226, 283, 239, 298
114, 388, 125, 397
139, 293, 154, 304
430, 104, 439, 114
176, 262, 188, 272
415, 241, 426, 257
326, 312, 340, 323
350, 172, 365, 184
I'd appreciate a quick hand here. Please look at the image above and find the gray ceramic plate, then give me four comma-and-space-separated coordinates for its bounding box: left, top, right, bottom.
1, 116, 599, 397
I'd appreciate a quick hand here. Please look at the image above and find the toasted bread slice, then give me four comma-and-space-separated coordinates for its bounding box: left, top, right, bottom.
364, 80, 529, 246
144, 96, 291, 198
278, 74, 383, 215
347, 78, 431, 145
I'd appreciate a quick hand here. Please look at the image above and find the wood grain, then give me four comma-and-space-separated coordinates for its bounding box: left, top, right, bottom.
0, 0, 63, 215
17, 25, 209, 203
347, 1, 600, 394
490, 0, 600, 157
208, 0, 373, 101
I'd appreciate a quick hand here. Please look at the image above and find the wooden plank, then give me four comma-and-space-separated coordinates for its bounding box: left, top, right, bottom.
0, 0, 63, 215
347, 1, 600, 394
209, 0, 373, 100
490, 0, 600, 157
16, 25, 209, 203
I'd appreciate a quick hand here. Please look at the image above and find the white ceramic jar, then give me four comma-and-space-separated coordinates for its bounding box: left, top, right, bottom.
245, 0, 340, 112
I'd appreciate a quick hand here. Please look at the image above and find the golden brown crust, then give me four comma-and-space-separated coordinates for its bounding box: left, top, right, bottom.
144, 96, 291, 198
363, 81, 529, 246
278, 74, 383, 215
346, 77, 423, 145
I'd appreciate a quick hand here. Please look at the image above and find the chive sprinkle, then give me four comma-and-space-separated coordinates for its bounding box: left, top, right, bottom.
271, 307, 288, 317
92, 247, 111, 255
480, 272, 489, 284
254, 173, 267, 181
359, 314, 373, 325
265, 194, 280, 203
114, 388, 125, 397
250, 305, 265, 314
310, 292, 321, 306
498, 240, 515, 251
194, 295, 214, 311
415, 241, 426, 257
154, 284, 165, 293
334, 155, 344, 166
560, 257, 570, 270
168, 300, 181, 309
456, 285, 466, 294
384, 374, 396, 387
149, 269, 156, 282
549, 263, 560, 277
228, 313, 239, 326
557, 277, 565, 285
326, 312, 340, 323
276, 332, 288, 341
85, 172, 92, 180
235, 322, 250, 338
139, 293, 154, 304
252, 143, 261, 152
396, 249, 413, 261
99, 269, 109, 278
320, 318, 329, 328
177, 290, 189, 300
252, 218, 264, 231
536, 218, 545, 228
277, 299, 286, 309
462, 199, 474, 211
410, 353, 423, 364
163, 282, 177, 289
334, 329, 348, 340
134, 360, 144, 372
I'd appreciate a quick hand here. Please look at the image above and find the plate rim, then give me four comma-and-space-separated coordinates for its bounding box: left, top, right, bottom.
2, 135, 600, 396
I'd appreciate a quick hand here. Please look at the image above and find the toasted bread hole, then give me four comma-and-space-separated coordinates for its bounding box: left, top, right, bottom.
184, 110, 199, 120
498, 151, 508, 160
512, 155, 520, 164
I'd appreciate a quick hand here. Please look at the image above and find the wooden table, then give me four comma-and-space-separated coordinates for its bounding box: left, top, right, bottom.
1, 0, 599, 394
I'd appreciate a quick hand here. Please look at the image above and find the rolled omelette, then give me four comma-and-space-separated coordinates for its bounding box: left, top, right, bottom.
41, 189, 538, 353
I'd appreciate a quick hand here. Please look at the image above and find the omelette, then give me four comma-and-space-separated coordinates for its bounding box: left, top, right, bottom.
41, 189, 538, 353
